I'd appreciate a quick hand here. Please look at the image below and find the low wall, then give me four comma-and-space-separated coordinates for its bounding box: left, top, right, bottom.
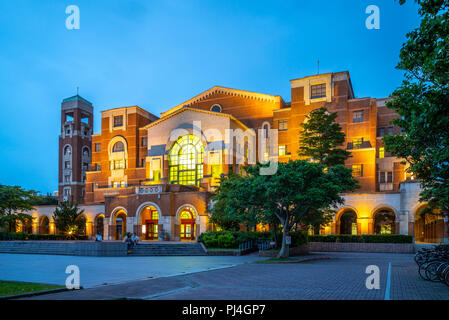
259, 244, 309, 257
308, 242, 414, 253
0, 241, 127, 256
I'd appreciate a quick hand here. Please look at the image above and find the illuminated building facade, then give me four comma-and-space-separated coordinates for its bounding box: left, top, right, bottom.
31, 71, 447, 243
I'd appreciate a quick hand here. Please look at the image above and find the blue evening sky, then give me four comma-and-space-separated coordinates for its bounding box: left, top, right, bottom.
0, 0, 420, 194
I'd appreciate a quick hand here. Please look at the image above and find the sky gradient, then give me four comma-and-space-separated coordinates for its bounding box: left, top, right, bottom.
0, 0, 421, 194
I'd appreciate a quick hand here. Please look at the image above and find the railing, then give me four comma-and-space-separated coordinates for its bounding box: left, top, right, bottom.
238, 239, 275, 254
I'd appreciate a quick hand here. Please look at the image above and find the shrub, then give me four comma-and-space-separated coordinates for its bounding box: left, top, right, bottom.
217, 233, 237, 249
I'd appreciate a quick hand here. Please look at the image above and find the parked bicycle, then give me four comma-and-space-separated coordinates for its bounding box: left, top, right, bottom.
415, 245, 449, 287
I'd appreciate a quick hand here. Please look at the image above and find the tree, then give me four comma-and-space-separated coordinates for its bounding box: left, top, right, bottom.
298, 107, 351, 167
209, 172, 261, 231
52, 201, 85, 237
297, 107, 355, 232
0, 185, 37, 232
384, 0, 449, 223
244, 161, 358, 258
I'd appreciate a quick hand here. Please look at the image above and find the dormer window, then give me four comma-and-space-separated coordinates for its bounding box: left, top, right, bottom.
310, 84, 326, 99
210, 104, 222, 113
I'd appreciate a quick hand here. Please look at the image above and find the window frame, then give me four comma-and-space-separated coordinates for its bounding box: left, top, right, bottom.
353, 110, 364, 123
278, 120, 288, 131
113, 115, 124, 128
310, 83, 326, 99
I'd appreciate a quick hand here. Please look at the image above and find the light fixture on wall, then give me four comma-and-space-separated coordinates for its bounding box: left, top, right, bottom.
142, 225, 146, 235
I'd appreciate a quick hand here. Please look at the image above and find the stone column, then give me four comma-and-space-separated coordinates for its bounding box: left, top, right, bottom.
444, 217, 449, 244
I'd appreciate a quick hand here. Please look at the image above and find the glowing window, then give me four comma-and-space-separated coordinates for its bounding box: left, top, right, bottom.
180, 208, 194, 220
352, 164, 363, 177
169, 135, 204, 186
379, 147, 385, 159
279, 145, 287, 156
152, 210, 158, 220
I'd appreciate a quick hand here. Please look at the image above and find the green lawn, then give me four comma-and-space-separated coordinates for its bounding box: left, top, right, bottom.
0, 280, 64, 297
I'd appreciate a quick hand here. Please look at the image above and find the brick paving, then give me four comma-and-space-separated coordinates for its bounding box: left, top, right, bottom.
23, 252, 449, 300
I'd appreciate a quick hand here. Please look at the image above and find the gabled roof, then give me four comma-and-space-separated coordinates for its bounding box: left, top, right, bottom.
142, 106, 250, 131
160, 86, 284, 118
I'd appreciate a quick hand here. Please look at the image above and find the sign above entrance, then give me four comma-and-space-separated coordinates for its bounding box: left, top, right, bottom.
136, 185, 162, 194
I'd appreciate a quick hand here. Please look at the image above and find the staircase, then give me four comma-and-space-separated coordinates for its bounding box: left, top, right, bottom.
127, 242, 206, 256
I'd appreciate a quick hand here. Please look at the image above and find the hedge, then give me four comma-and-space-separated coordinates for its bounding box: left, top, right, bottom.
198, 230, 308, 249
308, 234, 413, 244
0, 232, 89, 241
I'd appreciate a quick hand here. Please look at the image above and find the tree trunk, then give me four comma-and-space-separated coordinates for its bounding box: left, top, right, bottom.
277, 225, 289, 258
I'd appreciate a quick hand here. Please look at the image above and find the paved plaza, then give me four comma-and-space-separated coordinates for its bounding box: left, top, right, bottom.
9, 252, 449, 300
0, 253, 262, 288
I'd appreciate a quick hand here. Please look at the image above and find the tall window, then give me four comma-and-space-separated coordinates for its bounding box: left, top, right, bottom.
352, 164, 363, 177
310, 84, 326, 99
379, 147, 385, 159
279, 145, 287, 156
141, 137, 148, 147
278, 120, 288, 131
169, 135, 204, 186
95, 143, 101, 152
353, 110, 364, 123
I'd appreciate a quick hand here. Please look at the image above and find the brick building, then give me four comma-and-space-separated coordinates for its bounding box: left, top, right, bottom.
31, 71, 448, 243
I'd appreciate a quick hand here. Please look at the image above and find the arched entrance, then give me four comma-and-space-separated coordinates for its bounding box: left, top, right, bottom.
415, 206, 445, 243
113, 210, 127, 240
95, 214, 104, 238
339, 210, 358, 235
140, 206, 159, 240
374, 209, 396, 234
179, 207, 196, 240
39, 216, 50, 234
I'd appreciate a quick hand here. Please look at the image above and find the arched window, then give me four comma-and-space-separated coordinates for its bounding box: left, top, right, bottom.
169, 135, 204, 186
64, 145, 72, 156
210, 104, 222, 113
82, 147, 90, 157
112, 141, 125, 152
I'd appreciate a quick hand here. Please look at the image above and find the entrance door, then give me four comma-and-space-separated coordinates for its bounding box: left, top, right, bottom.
180, 222, 195, 240
145, 221, 158, 240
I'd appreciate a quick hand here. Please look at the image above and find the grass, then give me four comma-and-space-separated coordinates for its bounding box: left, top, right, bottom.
0, 280, 64, 297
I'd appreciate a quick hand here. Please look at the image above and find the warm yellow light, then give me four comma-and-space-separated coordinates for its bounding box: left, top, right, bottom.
142, 225, 146, 234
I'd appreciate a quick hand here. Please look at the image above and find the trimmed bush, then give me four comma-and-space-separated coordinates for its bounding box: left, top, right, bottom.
309, 234, 413, 244
217, 233, 237, 249
198, 230, 308, 249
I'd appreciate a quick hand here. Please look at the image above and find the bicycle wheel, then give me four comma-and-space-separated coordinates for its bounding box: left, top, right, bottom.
444, 268, 449, 287
426, 261, 443, 282
415, 253, 426, 266
419, 262, 431, 281
437, 263, 449, 282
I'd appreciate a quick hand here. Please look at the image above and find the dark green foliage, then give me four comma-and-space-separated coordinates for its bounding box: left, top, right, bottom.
31, 194, 58, 205
384, 0, 449, 220
0, 185, 36, 232
52, 201, 85, 236
308, 234, 413, 244
198, 231, 307, 249
298, 107, 351, 167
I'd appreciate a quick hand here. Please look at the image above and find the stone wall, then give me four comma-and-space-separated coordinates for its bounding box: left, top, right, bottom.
308, 242, 414, 253
0, 241, 127, 256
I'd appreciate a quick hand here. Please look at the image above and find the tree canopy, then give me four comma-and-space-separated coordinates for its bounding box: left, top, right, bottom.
298, 107, 351, 167
0, 185, 36, 232
384, 0, 449, 216
52, 201, 86, 237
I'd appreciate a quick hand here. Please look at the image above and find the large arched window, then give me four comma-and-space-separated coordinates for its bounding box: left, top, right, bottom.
169, 135, 204, 186
112, 141, 125, 152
